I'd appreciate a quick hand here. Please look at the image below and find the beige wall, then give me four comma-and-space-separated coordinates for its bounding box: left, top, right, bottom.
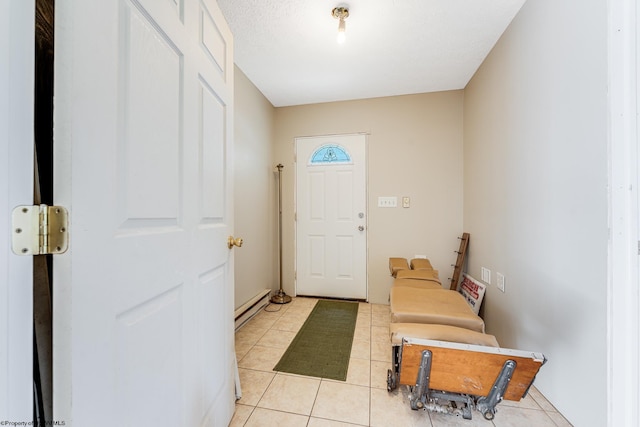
274, 92, 464, 304
463, 1, 608, 425
234, 2, 609, 421
233, 66, 278, 309
234, 75, 465, 307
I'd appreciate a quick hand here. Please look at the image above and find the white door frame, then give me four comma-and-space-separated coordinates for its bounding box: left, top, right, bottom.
607, 0, 640, 425
0, 0, 34, 420
294, 133, 368, 300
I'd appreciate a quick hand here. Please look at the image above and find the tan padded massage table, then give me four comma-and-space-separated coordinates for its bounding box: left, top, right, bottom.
390, 286, 486, 332
386, 257, 546, 421
393, 269, 442, 289
389, 261, 485, 332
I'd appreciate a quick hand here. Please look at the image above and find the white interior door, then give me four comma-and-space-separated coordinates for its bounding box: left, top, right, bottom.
53, 1, 235, 425
296, 134, 367, 300
0, 0, 34, 420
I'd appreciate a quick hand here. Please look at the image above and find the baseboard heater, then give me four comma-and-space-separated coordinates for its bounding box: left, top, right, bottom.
234, 289, 271, 330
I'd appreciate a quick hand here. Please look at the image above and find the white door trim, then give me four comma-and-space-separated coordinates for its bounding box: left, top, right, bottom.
607, 0, 640, 425
0, 0, 34, 419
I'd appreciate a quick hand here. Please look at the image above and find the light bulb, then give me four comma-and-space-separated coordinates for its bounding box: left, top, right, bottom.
331, 7, 349, 44
337, 18, 346, 44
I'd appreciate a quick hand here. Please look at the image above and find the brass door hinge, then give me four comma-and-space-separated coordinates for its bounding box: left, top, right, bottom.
11, 205, 68, 255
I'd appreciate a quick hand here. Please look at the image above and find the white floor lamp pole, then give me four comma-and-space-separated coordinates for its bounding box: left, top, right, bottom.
271, 164, 291, 304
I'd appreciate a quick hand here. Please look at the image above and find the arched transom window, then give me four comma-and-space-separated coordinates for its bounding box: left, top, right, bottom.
308, 144, 352, 165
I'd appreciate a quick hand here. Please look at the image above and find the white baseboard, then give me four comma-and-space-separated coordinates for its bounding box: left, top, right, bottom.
234, 289, 271, 330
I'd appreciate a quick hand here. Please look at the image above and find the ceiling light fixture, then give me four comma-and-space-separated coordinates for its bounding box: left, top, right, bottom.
332, 7, 349, 44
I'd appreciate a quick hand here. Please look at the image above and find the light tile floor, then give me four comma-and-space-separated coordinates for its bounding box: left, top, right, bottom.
231, 297, 572, 427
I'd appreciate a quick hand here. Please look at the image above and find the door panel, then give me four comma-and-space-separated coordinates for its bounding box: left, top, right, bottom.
53, 0, 234, 425
120, 1, 182, 223
296, 134, 367, 300
0, 0, 34, 419
115, 287, 183, 426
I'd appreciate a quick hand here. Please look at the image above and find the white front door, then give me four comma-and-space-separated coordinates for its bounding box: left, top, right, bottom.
53, 1, 235, 425
0, 0, 34, 420
296, 134, 367, 300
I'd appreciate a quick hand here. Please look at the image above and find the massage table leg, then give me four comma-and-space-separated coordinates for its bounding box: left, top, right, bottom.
387, 338, 546, 421
409, 349, 516, 420
475, 359, 518, 420
387, 345, 400, 392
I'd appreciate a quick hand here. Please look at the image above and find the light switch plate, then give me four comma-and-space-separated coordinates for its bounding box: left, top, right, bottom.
497, 273, 505, 292
378, 196, 397, 208
481, 267, 491, 284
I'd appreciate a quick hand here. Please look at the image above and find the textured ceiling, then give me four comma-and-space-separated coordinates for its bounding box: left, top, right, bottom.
216, 0, 526, 107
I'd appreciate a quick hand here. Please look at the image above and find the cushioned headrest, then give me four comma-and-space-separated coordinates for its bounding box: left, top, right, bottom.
389, 257, 410, 277
410, 258, 433, 270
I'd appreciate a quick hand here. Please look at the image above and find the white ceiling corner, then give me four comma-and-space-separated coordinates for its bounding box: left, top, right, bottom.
216, 0, 526, 107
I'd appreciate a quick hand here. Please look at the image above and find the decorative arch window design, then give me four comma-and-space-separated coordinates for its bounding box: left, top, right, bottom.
309, 144, 352, 165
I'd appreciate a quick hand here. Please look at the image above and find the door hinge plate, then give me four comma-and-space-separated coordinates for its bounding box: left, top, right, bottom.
11, 205, 69, 255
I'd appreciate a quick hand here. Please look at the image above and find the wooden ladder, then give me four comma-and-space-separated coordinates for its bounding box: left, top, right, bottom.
449, 232, 470, 290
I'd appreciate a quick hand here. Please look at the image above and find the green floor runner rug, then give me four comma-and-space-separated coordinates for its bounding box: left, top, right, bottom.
273, 300, 359, 381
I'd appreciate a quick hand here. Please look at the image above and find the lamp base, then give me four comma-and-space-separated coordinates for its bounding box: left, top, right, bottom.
270, 289, 292, 304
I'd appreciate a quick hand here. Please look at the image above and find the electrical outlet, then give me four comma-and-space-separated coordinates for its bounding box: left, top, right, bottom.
414, 254, 427, 259
497, 273, 505, 292
402, 196, 410, 208
481, 267, 491, 284
378, 196, 397, 208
